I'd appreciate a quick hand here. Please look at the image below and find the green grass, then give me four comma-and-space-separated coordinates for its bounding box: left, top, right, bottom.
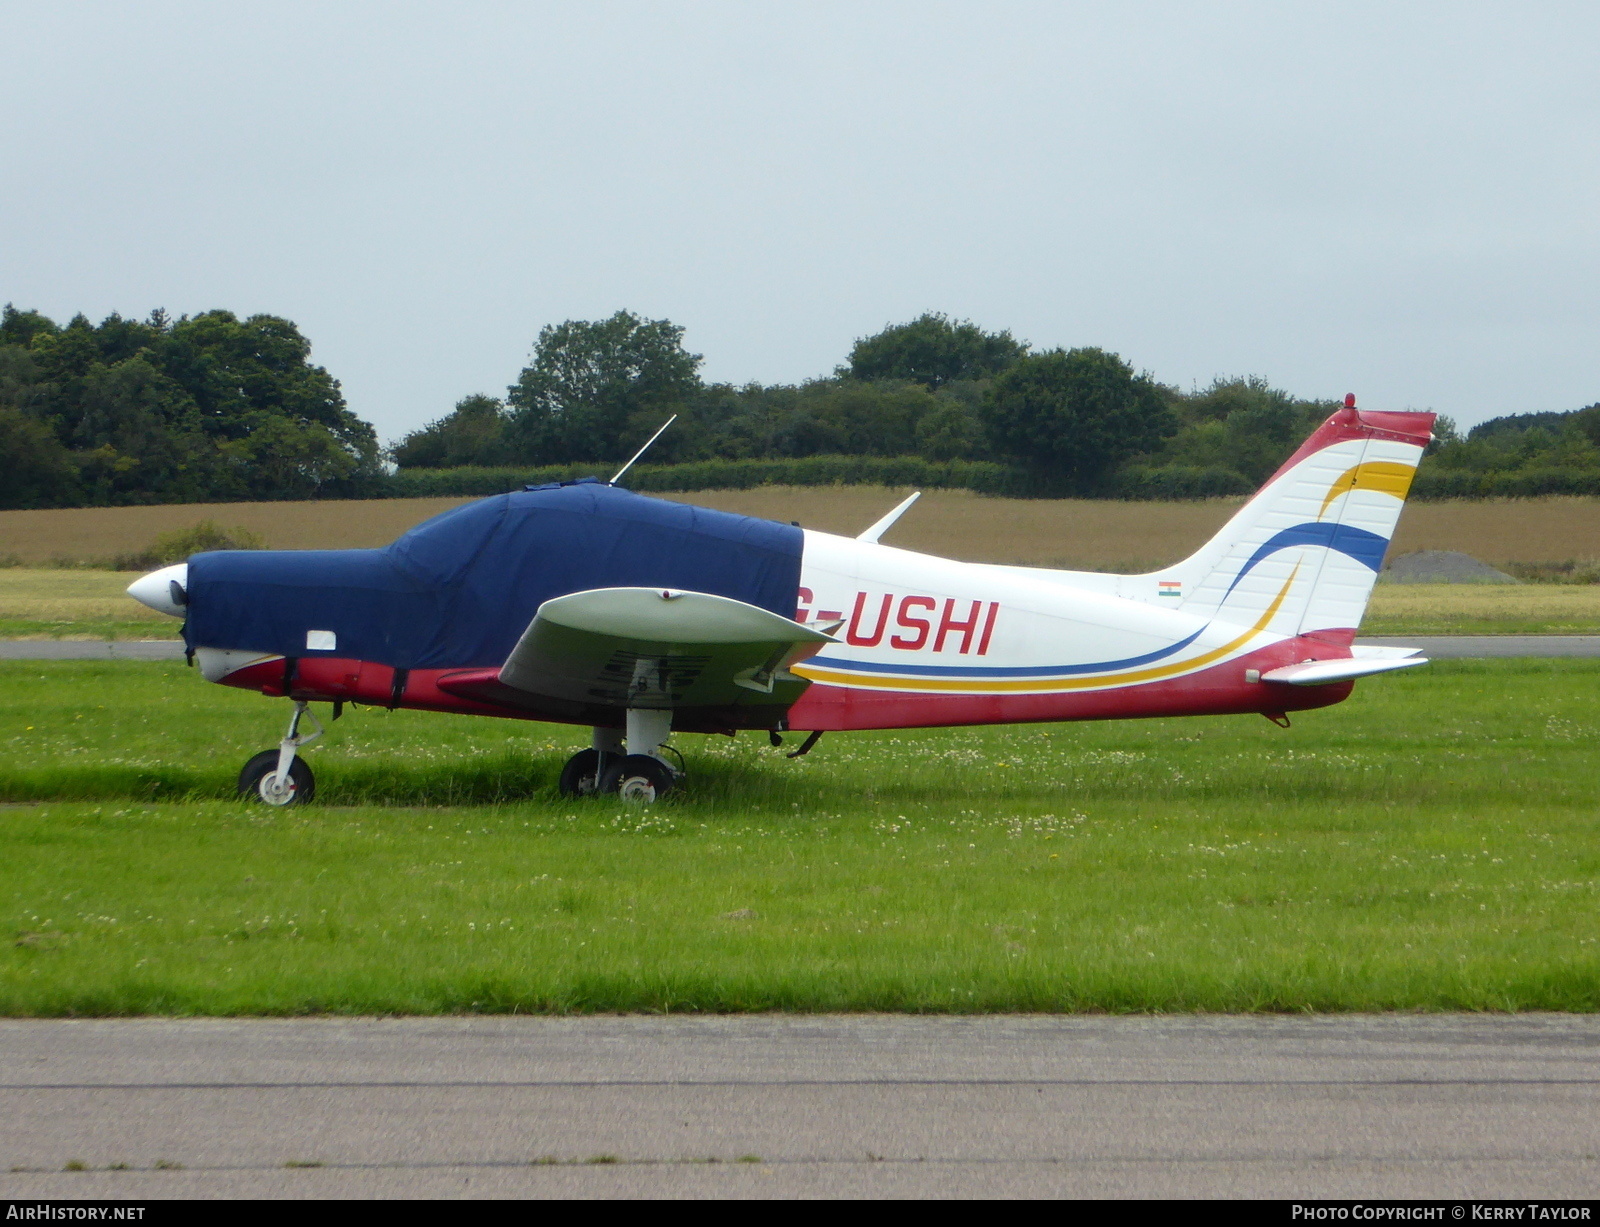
0, 660, 1597, 1015
1364, 583, 1600, 635
0, 568, 180, 639
1361, 619, 1600, 634
0, 619, 182, 640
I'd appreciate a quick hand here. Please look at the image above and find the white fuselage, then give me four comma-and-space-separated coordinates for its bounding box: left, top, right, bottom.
792, 530, 1244, 694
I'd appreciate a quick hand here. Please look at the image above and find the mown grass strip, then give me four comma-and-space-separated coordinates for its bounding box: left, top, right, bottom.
0, 659, 1596, 1014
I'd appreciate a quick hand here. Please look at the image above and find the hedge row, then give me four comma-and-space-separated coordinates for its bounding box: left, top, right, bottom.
1116, 465, 1600, 501
387, 455, 1027, 497
1410, 467, 1600, 498
386, 457, 1600, 502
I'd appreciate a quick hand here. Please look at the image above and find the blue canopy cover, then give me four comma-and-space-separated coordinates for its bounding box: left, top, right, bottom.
183, 482, 804, 670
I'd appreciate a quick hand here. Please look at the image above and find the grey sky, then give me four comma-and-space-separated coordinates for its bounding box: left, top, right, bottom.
3, 1, 1596, 442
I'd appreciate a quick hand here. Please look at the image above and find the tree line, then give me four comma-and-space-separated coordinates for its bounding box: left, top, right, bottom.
391, 309, 1600, 500
0, 305, 380, 509
4, 303, 1597, 509
391, 310, 1337, 497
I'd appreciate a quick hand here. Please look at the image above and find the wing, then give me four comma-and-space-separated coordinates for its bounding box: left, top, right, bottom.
435, 587, 833, 732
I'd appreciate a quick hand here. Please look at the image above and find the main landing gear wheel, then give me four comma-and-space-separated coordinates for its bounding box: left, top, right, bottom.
237, 750, 315, 807
557, 748, 607, 798
599, 754, 675, 804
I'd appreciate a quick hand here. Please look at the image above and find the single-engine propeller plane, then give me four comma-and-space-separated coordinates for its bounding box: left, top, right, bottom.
127, 397, 1433, 805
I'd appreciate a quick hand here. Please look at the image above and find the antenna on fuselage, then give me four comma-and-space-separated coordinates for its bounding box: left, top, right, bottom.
857, 491, 921, 543
609, 415, 679, 485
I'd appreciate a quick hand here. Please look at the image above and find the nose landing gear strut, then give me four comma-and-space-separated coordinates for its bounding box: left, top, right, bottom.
237, 700, 323, 806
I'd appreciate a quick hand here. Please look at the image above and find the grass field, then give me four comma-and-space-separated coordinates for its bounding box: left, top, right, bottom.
1363, 585, 1600, 634
7, 488, 1600, 573
5, 566, 1600, 640
0, 569, 177, 640
0, 659, 1596, 1014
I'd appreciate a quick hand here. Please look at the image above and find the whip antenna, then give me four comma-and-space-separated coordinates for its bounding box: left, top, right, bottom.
609, 414, 678, 485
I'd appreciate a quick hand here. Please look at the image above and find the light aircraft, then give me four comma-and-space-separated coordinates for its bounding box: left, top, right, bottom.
127, 397, 1433, 805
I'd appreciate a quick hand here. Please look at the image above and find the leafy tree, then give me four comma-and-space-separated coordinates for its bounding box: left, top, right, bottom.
67, 358, 218, 505
1182, 374, 1294, 422
847, 313, 1027, 388
1467, 410, 1574, 441
914, 401, 986, 460
230, 414, 370, 498
1128, 376, 1336, 489
0, 304, 59, 348
160, 311, 375, 461
503, 311, 701, 464
390, 395, 509, 468
0, 408, 81, 509
773, 380, 944, 458
1424, 414, 1461, 457
393, 311, 1018, 473
1562, 404, 1600, 450
0, 306, 380, 506
980, 347, 1174, 492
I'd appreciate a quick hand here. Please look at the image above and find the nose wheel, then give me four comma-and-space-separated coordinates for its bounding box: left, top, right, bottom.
238, 750, 316, 806
238, 700, 322, 807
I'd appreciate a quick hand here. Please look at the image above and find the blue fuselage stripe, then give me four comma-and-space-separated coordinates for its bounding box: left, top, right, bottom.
809, 625, 1206, 678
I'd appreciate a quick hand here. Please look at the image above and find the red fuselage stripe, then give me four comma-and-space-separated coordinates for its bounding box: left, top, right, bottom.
214, 631, 1356, 732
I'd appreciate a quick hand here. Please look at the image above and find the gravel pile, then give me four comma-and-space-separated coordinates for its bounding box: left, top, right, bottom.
1379, 549, 1520, 584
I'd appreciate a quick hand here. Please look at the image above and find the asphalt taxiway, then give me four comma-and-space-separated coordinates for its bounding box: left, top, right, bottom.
1, 1014, 1597, 1199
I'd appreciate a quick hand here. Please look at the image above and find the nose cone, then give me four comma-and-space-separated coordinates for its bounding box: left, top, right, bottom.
126, 563, 190, 618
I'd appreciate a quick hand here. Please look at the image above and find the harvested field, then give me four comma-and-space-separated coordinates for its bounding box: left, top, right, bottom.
1392, 498, 1600, 565
681, 488, 1230, 570
4, 488, 1600, 574
0, 497, 474, 565
704, 490, 1600, 570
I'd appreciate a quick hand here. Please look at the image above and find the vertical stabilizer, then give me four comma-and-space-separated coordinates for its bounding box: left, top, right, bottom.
1150, 402, 1434, 642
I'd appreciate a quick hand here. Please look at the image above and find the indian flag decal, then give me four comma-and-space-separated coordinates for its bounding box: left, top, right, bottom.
1158, 581, 1181, 598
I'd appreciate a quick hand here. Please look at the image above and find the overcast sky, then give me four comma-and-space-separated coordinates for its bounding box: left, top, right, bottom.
3, 1, 1596, 441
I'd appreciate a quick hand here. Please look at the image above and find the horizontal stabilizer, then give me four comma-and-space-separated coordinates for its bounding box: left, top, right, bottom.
1261, 656, 1428, 686
1350, 644, 1425, 660
496, 587, 833, 711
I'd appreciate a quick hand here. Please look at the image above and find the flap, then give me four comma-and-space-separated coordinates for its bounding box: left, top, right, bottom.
1261, 656, 1429, 686
497, 587, 833, 710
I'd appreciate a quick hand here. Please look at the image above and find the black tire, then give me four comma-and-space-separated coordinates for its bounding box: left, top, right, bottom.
599, 754, 675, 804
237, 750, 315, 807
557, 748, 607, 798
